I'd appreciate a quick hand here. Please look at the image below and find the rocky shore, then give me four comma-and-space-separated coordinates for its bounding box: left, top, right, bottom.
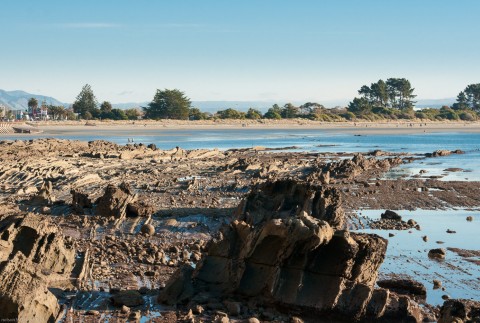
0, 138, 479, 322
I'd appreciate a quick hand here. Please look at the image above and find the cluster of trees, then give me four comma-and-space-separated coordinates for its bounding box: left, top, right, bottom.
452, 84, 480, 111
140, 89, 345, 121
345, 79, 480, 121
72, 84, 140, 120
32, 81, 480, 122
348, 78, 417, 116
213, 103, 345, 121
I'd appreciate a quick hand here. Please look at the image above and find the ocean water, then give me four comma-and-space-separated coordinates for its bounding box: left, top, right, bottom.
357, 209, 480, 305
2, 129, 479, 181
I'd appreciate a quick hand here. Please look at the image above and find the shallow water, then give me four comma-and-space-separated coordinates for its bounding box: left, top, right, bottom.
356, 209, 480, 305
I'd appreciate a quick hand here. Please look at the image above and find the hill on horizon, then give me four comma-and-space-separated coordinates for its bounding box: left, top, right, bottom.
0, 89, 65, 110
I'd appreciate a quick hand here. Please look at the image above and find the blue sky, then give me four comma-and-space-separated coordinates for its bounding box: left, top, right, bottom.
1, 0, 479, 104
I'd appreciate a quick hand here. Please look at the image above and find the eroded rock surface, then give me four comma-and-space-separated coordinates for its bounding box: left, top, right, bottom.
438, 299, 480, 323
0, 214, 75, 321
95, 182, 137, 219
159, 179, 425, 321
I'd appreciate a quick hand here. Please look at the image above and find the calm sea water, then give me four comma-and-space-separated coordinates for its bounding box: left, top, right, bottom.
2, 129, 479, 181
358, 209, 480, 305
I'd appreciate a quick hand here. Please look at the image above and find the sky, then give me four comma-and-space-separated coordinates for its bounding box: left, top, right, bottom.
1, 0, 479, 105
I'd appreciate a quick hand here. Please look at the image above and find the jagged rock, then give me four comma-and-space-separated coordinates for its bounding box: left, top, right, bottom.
29, 180, 54, 206
126, 200, 155, 217
438, 299, 480, 323
159, 179, 399, 321
71, 188, 92, 212
95, 182, 137, 219
323, 154, 402, 180
425, 149, 465, 158
379, 293, 424, 322
377, 279, 426, 298
0, 214, 75, 321
319, 171, 330, 184
381, 210, 402, 221
428, 248, 446, 259
235, 179, 345, 229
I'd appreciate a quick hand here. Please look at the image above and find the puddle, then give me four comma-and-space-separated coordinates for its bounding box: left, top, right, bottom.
355, 209, 480, 305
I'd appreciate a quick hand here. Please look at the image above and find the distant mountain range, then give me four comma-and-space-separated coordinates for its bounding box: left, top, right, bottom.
0, 89, 65, 110
0, 89, 457, 112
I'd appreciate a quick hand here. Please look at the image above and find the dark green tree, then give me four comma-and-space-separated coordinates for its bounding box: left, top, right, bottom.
189, 107, 209, 120
111, 109, 128, 120
143, 89, 191, 120
125, 108, 141, 120
246, 108, 262, 119
464, 84, 480, 111
48, 105, 66, 120
281, 103, 298, 118
263, 106, 282, 119
452, 91, 469, 110
347, 97, 372, 115
100, 101, 113, 113
386, 78, 416, 110
216, 108, 245, 119
27, 97, 38, 116
72, 84, 99, 119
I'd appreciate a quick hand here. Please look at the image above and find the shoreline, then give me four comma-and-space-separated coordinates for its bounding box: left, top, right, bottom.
2, 119, 480, 136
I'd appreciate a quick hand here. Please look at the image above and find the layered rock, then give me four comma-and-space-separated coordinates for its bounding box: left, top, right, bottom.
158, 180, 424, 321
323, 154, 403, 181
0, 214, 75, 321
95, 182, 138, 219
438, 299, 480, 323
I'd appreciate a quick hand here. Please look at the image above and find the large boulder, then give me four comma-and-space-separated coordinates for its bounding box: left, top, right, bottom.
0, 214, 75, 321
159, 180, 398, 321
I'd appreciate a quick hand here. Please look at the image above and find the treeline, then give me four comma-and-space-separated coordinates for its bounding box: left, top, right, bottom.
66, 81, 480, 121
346, 78, 479, 121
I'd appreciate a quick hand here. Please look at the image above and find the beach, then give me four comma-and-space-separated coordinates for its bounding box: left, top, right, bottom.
12, 119, 480, 136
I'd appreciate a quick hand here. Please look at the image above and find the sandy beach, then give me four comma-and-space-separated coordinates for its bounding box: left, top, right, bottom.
8, 119, 480, 136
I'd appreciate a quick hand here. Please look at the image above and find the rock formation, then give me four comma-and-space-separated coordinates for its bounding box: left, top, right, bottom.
159, 179, 426, 321
95, 182, 137, 219
0, 214, 75, 322
438, 299, 480, 323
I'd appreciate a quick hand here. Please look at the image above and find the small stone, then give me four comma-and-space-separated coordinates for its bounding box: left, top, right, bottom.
129, 311, 141, 319
389, 233, 395, 237
247, 319, 260, 323
422, 235, 428, 242
433, 280, 442, 289
140, 223, 155, 236
121, 305, 130, 314
224, 301, 241, 316
441, 294, 450, 300
291, 317, 304, 323
446, 229, 456, 234
428, 248, 446, 260
466, 216, 473, 221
